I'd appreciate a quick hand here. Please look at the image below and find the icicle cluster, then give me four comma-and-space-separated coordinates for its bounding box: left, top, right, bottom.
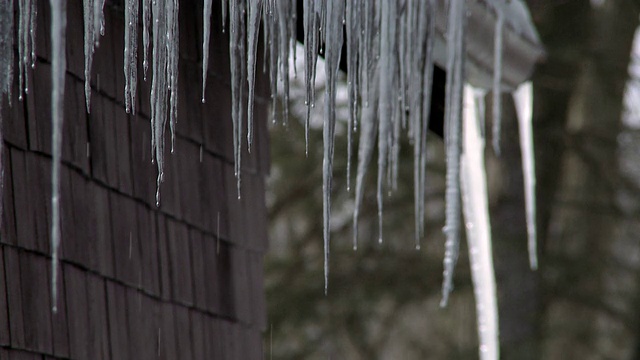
150, 0, 179, 206
82, 0, 105, 112
0, 2, 542, 359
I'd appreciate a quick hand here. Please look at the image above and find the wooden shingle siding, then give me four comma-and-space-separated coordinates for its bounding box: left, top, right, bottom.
0, 0, 271, 358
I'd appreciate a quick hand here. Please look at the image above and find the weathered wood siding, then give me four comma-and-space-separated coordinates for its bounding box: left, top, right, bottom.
0, 0, 270, 358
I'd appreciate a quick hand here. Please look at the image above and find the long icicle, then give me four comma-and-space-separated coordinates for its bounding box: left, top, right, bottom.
0, 0, 13, 101
513, 81, 538, 270
376, 0, 397, 244
124, 0, 139, 114
229, 0, 246, 197
18, 0, 37, 100
441, 0, 466, 307
461, 84, 499, 360
322, 0, 344, 294
345, 0, 360, 191
50, 0, 67, 314
246, 0, 263, 152
202, 0, 213, 102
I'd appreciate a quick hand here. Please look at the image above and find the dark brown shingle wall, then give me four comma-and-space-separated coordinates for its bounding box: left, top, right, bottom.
0, 0, 270, 358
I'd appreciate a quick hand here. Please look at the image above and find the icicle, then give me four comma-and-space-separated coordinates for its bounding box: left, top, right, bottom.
276, 0, 291, 126
82, 0, 105, 113
149, 0, 179, 204
50, 0, 67, 313
246, 0, 263, 152
18, 0, 38, 100
303, 0, 321, 154
322, 0, 344, 294
267, 0, 278, 123
353, 78, 378, 250
0, 0, 13, 102
441, 0, 466, 308
124, 0, 139, 114
461, 84, 499, 360
229, 0, 246, 197
491, 5, 504, 155
142, 0, 151, 80
202, 0, 212, 102
376, 0, 397, 244
513, 81, 538, 270
345, 0, 361, 191
222, 0, 228, 32
167, 0, 179, 154
82, 0, 95, 112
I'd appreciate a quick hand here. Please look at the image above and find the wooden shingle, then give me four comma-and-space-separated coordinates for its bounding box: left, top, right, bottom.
109, 193, 141, 287
165, 218, 193, 305
86, 273, 110, 360
106, 281, 130, 360
3, 247, 24, 348
1, 147, 17, 245
20, 251, 54, 354
137, 202, 160, 295
90, 182, 115, 278
0, 246, 9, 346
64, 264, 90, 360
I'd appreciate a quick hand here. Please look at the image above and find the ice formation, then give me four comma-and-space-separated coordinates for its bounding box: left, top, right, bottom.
50, 0, 67, 313
0, 1, 541, 358
461, 85, 499, 360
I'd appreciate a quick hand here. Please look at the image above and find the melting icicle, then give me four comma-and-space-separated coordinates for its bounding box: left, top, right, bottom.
229, 0, 246, 197
124, 0, 139, 114
513, 81, 538, 270
150, 0, 179, 205
412, 0, 436, 249
202, 0, 213, 102
491, 5, 504, 155
82, 0, 105, 112
50, 0, 67, 313
276, 0, 291, 126
17, 0, 38, 99
246, 0, 263, 152
0, 0, 14, 101
441, 0, 467, 308
376, 0, 397, 244
461, 85, 499, 360
345, 0, 361, 191
302, 0, 321, 154
142, 0, 151, 80
322, 0, 344, 294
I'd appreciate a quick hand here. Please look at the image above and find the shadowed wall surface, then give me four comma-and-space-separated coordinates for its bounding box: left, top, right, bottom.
0, 1, 270, 358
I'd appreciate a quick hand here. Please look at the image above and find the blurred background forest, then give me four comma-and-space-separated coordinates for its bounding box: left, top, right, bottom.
265, 1, 640, 359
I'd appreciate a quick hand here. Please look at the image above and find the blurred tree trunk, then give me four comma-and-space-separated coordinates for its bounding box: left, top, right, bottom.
529, 1, 639, 359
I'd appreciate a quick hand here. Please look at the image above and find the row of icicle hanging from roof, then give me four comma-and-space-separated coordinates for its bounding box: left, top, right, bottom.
0, 1, 537, 359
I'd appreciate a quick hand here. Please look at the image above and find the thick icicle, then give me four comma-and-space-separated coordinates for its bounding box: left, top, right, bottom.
441, 0, 467, 307
150, 0, 179, 204
322, 0, 344, 293
246, 0, 263, 152
491, 5, 504, 155
513, 81, 538, 270
202, 0, 213, 102
376, 0, 397, 244
461, 84, 499, 360
124, 0, 139, 114
229, 0, 246, 196
50, 0, 67, 313
0, 0, 13, 101
18, 0, 38, 100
